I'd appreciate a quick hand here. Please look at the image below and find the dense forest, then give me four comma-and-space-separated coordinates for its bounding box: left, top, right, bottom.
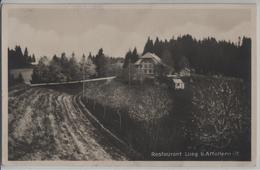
8, 46, 36, 69
123, 34, 251, 81
8, 46, 36, 85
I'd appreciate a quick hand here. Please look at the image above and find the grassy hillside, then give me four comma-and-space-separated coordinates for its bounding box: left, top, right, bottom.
186, 75, 251, 160
82, 76, 250, 160
84, 80, 173, 120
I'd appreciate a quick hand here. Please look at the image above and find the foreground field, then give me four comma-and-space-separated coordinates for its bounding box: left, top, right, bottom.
8, 75, 251, 161
8, 85, 127, 160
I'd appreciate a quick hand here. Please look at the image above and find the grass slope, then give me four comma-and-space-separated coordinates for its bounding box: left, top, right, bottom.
82, 76, 250, 160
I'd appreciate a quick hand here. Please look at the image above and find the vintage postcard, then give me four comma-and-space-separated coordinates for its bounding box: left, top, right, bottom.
1, 3, 257, 166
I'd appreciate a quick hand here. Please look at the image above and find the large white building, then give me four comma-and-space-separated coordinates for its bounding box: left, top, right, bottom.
134, 52, 163, 77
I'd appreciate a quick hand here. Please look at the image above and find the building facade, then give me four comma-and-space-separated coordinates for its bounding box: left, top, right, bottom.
134, 52, 163, 77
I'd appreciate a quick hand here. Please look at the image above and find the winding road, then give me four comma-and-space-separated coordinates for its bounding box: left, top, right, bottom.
8, 86, 127, 160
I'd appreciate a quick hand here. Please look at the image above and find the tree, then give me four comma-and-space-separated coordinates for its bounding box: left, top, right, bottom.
122, 63, 143, 84
142, 37, 154, 55
80, 53, 97, 79
239, 37, 251, 81
60, 52, 69, 66
153, 37, 164, 56
189, 80, 246, 150
94, 48, 108, 77
68, 53, 81, 81
31, 56, 50, 83
32, 54, 36, 63
161, 48, 174, 68
48, 55, 66, 82
123, 50, 133, 68
123, 48, 139, 69
8, 48, 16, 69
15, 45, 25, 67
177, 56, 190, 71
24, 47, 29, 65
60, 52, 70, 80
139, 35, 251, 80
8, 46, 35, 69
132, 47, 139, 63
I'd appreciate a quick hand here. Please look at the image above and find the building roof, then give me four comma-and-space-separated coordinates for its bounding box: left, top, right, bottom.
172, 78, 184, 84
135, 52, 162, 65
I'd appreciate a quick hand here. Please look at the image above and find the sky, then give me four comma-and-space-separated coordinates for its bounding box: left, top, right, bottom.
7, 5, 254, 59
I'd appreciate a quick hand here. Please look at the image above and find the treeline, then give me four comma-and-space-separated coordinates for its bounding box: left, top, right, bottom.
8, 46, 36, 69
123, 34, 251, 80
31, 48, 123, 84
9, 34, 251, 84
8, 46, 36, 86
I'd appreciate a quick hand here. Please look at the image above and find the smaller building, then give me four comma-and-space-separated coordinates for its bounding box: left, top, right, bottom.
172, 78, 185, 90
166, 74, 178, 78
179, 67, 191, 77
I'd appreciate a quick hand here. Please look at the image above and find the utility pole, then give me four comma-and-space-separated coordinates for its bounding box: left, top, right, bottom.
82, 54, 85, 98
128, 56, 131, 88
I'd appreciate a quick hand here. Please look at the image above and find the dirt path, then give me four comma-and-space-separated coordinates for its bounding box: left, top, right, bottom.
8, 86, 127, 160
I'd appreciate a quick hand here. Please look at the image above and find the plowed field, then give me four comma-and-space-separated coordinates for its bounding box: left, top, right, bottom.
8, 85, 127, 160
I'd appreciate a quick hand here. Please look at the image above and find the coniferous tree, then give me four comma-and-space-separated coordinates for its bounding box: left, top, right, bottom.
161, 48, 174, 68
142, 37, 154, 55
132, 47, 139, 63
240, 37, 251, 81
15, 45, 24, 67
123, 48, 139, 69
123, 50, 133, 68
153, 37, 165, 56
137, 35, 251, 79
94, 48, 108, 77
8, 46, 35, 69
24, 47, 29, 65
32, 54, 36, 63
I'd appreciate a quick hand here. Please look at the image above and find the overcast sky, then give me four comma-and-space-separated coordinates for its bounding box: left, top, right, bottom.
8, 5, 253, 59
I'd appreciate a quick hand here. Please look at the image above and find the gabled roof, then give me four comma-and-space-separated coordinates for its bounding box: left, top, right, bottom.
172, 78, 184, 84
135, 52, 162, 65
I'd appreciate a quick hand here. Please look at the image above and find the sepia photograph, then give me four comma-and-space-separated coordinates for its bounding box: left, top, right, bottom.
1, 4, 257, 165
